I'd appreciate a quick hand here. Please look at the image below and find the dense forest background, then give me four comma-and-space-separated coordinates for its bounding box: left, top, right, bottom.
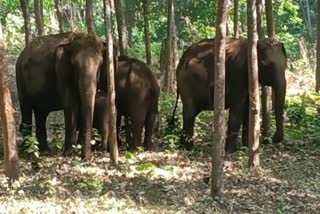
0, 0, 317, 65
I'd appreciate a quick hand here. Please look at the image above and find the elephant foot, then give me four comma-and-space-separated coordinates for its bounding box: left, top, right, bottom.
225, 141, 238, 154
62, 147, 74, 157
81, 150, 92, 161
180, 133, 194, 151
272, 132, 284, 143
145, 141, 158, 152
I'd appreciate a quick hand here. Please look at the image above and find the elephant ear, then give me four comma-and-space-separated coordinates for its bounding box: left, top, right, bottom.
55, 43, 73, 95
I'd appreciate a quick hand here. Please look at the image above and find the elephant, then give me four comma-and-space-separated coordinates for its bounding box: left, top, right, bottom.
16, 32, 107, 159
55, 32, 106, 159
170, 37, 287, 152
113, 56, 160, 151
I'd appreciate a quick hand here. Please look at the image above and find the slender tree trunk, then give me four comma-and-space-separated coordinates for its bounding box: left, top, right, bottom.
257, 0, 271, 140
299, 0, 313, 40
234, 0, 239, 38
265, 0, 275, 38
124, 0, 136, 47
143, 0, 152, 66
86, 0, 95, 33
34, 0, 44, 35
265, 0, 276, 110
0, 22, 19, 181
104, 0, 118, 164
164, 0, 176, 93
316, 0, 320, 91
19, 0, 31, 45
211, 0, 228, 199
247, 0, 260, 168
115, 0, 128, 55
54, 0, 64, 33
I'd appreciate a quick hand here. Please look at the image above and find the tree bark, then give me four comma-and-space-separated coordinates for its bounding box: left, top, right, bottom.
143, 0, 152, 66
124, 0, 136, 47
316, 0, 320, 91
257, 0, 271, 140
34, 0, 44, 35
164, 0, 177, 94
104, 0, 118, 164
211, 0, 228, 199
54, 0, 64, 33
86, 0, 95, 33
19, 0, 31, 45
265, 0, 275, 38
234, 0, 239, 38
0, 21, 19, 181
247, 0, 260, 168
115, 0, 128, 55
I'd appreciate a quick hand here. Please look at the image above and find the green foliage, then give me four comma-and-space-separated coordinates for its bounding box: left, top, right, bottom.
23, 135, 40, 158
137, 162, 157, 174
79, 177, 104, 195
286, 90, 320, 145
50, 123, 64, 152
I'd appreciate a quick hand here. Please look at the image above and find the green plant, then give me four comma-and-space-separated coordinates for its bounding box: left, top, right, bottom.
79, 177, 104, 195
23, 135, 40, 158
50, 123, 64, 151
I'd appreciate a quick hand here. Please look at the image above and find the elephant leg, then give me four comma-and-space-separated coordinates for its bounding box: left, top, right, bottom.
34, 109, 50, 153
273, 81, 286, 143
19, 101, 32, 138
129, 109, 145, 151
116, 114, 123, 147
181, 101, 199, 150
241, 102, 249, 148
125, 116, 132, 147
226, 105, 245, 153
144, 111, 157, 151
63, 94, 79, 156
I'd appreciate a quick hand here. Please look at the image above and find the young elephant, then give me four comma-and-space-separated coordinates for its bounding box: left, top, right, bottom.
95, 56, 160, 151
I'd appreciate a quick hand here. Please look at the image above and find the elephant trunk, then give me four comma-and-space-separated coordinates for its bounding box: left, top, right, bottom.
272, 77, 286, 143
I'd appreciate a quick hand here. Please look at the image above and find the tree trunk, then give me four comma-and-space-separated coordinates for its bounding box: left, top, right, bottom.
316, 0, 320, 91
19, 0, 31, 45
86, 0, 95, 33
256, 0, 271, 140
104, 0, 118, 164
143, 0, 152, 66
54, 0, 64, 33
299, 0, 313, 40
211, 0, 228, 199
265, 0, 276, 111
265, 0, 275, 38
34, 0, 44, 35
164, 0, 176, 94
247, 0, 260, 168
124, 0, 136, 47
115, 0, 128, 55
0, 21, 19, 181
234, 0, 239, 38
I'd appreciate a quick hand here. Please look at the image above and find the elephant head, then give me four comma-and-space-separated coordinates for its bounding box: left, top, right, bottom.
258, 37, 287, 143
55, 32, 105, 159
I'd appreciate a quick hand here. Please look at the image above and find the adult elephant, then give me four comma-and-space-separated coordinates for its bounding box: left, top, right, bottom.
98, 56, 160, 151
16, 32, 106, 159
55, 33, 105, 159
170, 37, 287, 152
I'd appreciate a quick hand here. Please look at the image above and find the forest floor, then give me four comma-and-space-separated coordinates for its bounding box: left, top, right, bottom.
0, 139, 320, 213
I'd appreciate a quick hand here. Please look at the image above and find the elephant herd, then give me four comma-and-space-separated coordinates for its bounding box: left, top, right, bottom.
15, 31, 287, 160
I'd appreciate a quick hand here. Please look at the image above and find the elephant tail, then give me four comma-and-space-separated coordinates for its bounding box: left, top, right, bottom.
168, 89, 179, 126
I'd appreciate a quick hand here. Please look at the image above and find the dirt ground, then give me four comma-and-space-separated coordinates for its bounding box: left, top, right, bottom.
0, 141, 319, 213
